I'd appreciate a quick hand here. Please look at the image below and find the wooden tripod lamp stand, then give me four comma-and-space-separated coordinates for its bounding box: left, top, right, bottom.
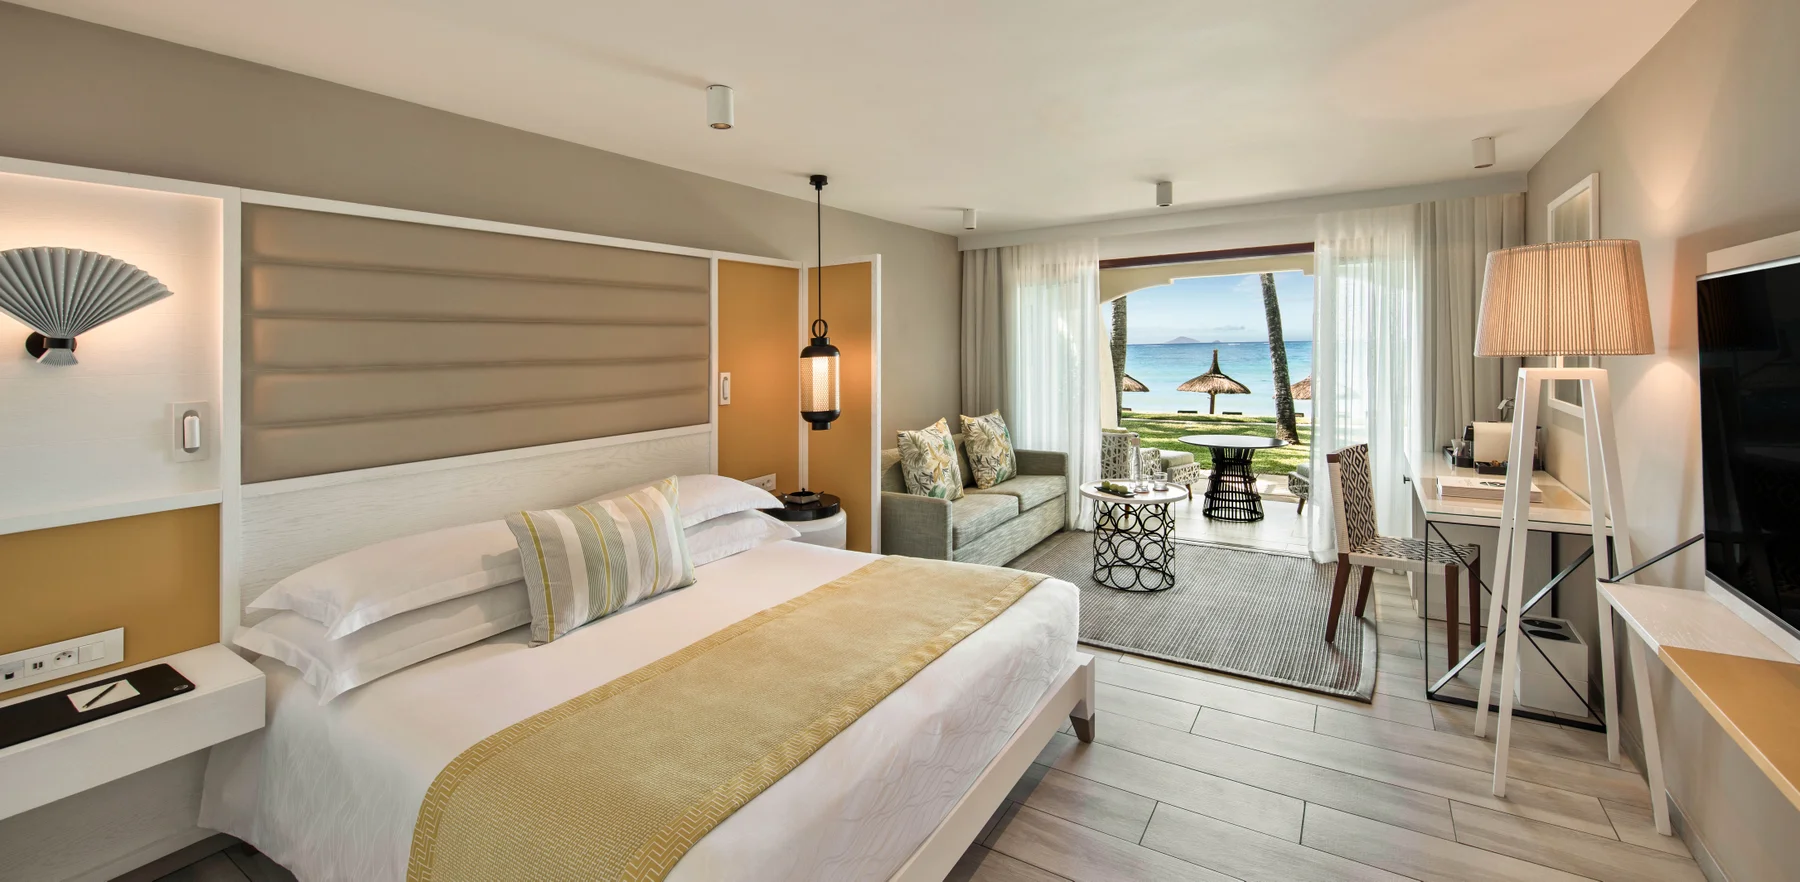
1467, 239, 1656, 797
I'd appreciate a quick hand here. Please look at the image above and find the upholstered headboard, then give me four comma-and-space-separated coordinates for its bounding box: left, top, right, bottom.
240, 205, 711, 483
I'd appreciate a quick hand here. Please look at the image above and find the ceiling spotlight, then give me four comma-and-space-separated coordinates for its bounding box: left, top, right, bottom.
1472, 136, 1495, 169
706, 85, 734, 130
962, 209, 978, 231
1155, 181, 1173, 208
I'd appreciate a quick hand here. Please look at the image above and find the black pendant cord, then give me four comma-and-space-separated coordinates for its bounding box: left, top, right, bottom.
811, 174, 828, 339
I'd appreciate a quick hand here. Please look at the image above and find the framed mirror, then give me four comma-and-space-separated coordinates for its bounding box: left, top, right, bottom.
1547, 174, 1599, 411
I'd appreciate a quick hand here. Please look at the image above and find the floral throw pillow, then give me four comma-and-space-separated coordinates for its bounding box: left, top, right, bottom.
896, 418, 966, 499
960, 411, 1017, 489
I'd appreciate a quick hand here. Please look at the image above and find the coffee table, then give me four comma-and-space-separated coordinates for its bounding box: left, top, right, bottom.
1178, 434, 1291, 523
1078, 482, 1189, 592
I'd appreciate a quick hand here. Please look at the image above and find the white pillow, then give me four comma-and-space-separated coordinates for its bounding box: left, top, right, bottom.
235, 582, 530, 703
248, 520, 522, 639
685, 510, 800, 567
604, 474, 782, 529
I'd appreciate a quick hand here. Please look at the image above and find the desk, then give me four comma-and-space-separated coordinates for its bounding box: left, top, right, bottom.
1598, 582, 1800, 835
1405, 452, 1612, 728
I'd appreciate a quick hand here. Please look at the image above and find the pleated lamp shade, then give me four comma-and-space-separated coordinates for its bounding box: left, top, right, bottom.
1474, 239, 1654, 357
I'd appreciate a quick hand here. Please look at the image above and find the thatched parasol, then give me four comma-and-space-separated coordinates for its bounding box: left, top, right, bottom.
1176, 349, 1251, 414
1290, 376, 1312, 400
1121, 373, 1149, 393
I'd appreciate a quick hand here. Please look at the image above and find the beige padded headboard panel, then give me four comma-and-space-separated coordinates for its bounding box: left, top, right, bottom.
242, 205, 711, 483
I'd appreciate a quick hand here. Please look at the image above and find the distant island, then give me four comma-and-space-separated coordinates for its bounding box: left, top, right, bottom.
1163, 336, 1206, 345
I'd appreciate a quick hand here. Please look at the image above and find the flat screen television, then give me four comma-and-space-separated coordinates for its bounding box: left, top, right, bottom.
1698, 253, 1800, 640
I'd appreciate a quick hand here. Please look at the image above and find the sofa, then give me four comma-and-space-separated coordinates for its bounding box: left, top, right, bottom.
880, 434, 1067, 567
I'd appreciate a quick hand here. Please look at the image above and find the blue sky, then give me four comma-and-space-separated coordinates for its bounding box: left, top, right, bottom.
1120, 270, 1314, 344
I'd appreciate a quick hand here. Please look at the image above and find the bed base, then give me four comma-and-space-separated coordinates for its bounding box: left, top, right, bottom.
888, 651, 1096, 882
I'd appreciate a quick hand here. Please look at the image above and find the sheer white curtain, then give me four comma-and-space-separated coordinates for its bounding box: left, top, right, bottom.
1005, 241, 1103, 529
1310, 206, 1421, 561
961, 240, 1102, 529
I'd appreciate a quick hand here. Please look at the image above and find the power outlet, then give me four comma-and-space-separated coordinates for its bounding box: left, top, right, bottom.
0, 628, 124, 695
748, 474, 778, 493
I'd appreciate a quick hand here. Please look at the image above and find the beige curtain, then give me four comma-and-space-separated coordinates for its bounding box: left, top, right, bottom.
960, 248, 1007, 417
1420, 193, 1525, 450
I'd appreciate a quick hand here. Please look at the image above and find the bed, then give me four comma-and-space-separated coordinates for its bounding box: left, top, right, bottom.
201, 538, 1088, 882
212, 201, 1092, 881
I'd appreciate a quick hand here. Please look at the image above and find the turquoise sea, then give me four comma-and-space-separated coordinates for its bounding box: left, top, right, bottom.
1123, 341, 1312, 417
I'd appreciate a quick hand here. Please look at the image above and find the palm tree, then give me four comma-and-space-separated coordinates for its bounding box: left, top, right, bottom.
1261, 273, 1299, 443
1110, 296, 1128, 415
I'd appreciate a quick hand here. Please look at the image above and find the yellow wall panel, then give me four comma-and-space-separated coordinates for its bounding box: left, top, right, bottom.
717, 260, 802, 493
807, 262, 876, 552
0, 505, 219, 698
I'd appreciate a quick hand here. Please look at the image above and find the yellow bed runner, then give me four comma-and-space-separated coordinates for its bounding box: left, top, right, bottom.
407, 555, 1047, 882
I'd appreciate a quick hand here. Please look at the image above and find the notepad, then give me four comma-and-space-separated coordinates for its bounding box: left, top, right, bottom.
67, 679, 139, 712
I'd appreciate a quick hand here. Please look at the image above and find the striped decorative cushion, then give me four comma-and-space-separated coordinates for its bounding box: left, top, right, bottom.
505, 476, 696, 644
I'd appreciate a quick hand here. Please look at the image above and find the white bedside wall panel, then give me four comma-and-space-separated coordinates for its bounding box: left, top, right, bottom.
0, 171, 222, 522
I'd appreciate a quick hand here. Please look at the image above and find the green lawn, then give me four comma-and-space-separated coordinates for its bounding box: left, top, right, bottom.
1121, 412, 1311, 476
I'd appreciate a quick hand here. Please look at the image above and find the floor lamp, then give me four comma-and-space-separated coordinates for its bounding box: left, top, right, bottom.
1467, 239, 1656, 797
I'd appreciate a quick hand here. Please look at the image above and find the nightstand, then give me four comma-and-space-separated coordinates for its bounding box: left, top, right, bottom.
788, 510, 848, 549
0, 643, 264, 820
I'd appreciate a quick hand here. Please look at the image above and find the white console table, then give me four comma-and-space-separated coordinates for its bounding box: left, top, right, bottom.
1598, 581, 1800, 836
0, 643, 264, 820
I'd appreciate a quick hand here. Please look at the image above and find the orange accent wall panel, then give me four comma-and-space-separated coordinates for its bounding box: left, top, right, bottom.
808, 262, 876, 552
0, 505, 220, 698
717, 260, 801, 492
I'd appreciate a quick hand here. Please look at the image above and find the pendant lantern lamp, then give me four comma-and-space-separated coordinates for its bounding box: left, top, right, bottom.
801, 174, 841, 430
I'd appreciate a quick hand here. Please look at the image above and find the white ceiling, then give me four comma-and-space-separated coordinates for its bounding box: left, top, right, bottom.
21, 0, 1694, 235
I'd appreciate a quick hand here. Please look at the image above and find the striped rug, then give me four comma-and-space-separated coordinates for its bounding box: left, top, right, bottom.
1011, 531, 1377, 700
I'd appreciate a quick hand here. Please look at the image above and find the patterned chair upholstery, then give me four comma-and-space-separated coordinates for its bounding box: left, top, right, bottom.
1288, 463, 1311, 514
1324, 444, 1481, 665
1102, 428, 1204, 491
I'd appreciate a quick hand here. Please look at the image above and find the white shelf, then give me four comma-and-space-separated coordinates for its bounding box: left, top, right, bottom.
0, 643, 263, 820
0, 489, 223, 536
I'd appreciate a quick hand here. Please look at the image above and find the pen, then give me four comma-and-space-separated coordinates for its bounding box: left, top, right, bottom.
81, 682, 118, 710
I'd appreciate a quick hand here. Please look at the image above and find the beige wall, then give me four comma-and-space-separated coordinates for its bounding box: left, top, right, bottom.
0, 2, 960, 443
1527, 0, 1800, 877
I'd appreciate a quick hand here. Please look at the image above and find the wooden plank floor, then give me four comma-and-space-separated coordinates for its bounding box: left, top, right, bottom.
953, 578, 1705, 882
149, 579, 1703, 882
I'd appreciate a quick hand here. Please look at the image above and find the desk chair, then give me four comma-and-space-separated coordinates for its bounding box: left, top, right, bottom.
1325, 444, 1482, 656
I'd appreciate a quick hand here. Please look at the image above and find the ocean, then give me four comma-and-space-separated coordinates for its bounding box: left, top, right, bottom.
1122, 341, 1312, 417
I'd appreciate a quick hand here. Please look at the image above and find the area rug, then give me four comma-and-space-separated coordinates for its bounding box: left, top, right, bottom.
1011, 531, 1377, 700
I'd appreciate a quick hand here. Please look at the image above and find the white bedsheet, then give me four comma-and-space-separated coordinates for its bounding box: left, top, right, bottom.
200, 541, 1078, 882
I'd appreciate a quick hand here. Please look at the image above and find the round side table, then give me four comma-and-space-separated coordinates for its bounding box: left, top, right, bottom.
784, 510, 847, 549
1079, 482, 1189, 592
1177, 434, 1290, 523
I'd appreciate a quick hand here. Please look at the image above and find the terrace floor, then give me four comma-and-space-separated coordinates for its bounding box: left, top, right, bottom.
1168, 481, 1311, 557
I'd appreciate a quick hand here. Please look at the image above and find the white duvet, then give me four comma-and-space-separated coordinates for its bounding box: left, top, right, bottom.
200, 541, 1078, 882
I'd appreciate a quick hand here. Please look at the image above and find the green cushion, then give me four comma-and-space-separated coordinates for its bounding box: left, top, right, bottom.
966, 475, 1065, 512
951, 494, 1019, 545
1155, 449, 1196, 467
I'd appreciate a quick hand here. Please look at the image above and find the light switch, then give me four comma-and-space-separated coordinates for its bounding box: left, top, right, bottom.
78, 642, 104, 664
168, 401, 213, 462
718, 372, 732, 406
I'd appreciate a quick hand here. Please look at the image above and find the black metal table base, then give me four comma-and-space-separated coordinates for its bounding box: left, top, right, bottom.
1092, 501, 1177, 592
1203, 446, 1264, 522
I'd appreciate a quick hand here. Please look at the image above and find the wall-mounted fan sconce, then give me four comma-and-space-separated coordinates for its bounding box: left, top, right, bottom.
0, 247, 172, 365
